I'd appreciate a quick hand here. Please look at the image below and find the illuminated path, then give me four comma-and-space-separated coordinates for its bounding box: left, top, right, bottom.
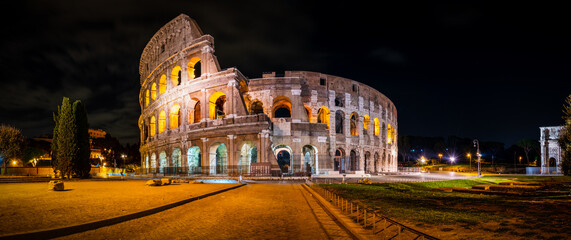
55, 183, 355, 240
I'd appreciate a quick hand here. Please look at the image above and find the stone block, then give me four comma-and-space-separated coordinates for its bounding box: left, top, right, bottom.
48, 180, 64, 191
146, 179, 162, 186
161, 178, 172, 185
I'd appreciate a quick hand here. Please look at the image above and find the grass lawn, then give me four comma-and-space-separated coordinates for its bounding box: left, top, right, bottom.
320, 175, 571, 240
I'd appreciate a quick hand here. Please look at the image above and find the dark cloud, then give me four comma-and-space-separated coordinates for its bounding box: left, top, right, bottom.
1, 0, 570, 146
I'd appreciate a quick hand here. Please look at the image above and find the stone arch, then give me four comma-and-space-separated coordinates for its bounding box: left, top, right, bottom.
150, 116, 156, 137
239, 141, 257, 174
374, 118, 380, 136
374, 152, 379, 173
150, 152, 157, 173
302, 145, 318, 175
187, 57, 201, 80
159, 151, 167, 173
170, 104, 181, 129
363, 115, 370, 134
273, 96, 292, 118
387, 124, 392, 144
250, 100, 264, 115
145, 154, 149, 172
335, 148, 345, 172
273, 144, 292, 174
192, 98, 201, 123
171, 65, 182, 86
349, 150, 358, 171
350, 112, 358, 136
317, 106, 330, 129
145, 89, 149, 107
209, 91, 226, 120
335, 110, 344, 134
159, 74, 167, 94
158, 110, 166, 133
171, 148, 182, 174
364, 151, 371, 173
382, 150, 387, 172
187, 146, 201, 174
304, 104, 312, 122
209, 143, 227, 175
151, 82, 157, 100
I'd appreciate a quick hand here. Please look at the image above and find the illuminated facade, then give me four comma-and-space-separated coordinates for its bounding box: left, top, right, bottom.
138, 14, 398, 176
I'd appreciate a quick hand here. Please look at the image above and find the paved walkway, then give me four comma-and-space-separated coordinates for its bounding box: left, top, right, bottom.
55, 183, 354, 240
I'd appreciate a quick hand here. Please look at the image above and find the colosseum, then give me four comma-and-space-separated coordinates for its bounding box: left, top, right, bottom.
139, 14, 398, 177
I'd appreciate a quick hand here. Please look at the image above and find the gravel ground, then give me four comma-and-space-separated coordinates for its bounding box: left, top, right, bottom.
0, 180, 238, 235
53, 183, 336, 240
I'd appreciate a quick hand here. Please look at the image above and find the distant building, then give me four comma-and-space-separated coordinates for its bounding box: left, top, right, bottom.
89, 129, 106, 159
539, 126, 563, 174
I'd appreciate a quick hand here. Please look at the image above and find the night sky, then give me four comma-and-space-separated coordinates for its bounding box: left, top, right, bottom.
1, 1, 569, 147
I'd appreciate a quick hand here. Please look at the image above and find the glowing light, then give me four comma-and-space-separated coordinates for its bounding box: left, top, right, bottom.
450, 157, 456, 162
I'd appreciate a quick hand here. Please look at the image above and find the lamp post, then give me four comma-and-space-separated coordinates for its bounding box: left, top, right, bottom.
467, 153, 472, 171
438, 153, 443, 164
473, 139, 481, 177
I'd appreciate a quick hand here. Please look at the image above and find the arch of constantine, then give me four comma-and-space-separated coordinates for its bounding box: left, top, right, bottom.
139, 14, 398, 176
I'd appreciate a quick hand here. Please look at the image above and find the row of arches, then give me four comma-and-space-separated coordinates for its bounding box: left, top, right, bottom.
144, 57, 202, 107
248, 97, 395, 142
144, 141, 259, 175
334, 148, 394, 173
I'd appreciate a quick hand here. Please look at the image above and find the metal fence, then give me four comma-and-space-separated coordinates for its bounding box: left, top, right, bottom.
310, 184, 439, 240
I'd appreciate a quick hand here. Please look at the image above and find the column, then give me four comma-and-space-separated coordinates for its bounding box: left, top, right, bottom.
201, 137, 208, 174
227, 135, 236, 174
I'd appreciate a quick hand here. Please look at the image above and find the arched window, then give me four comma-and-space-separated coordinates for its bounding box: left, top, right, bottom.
387, 123, 392, 144
374, 118, 380, 136
151, 83, 157, 100
193, 100, 201, 123
209, 92, 226, 120
150, 116, 156, 137
170, 104, 181, 129
304, 105, 312, 122
188, 57, 201, 80
250, 100, 264, 115
393, 128, 397, 143
335, 96, 344, 107
363, 115, 370, 131
171, 66, 182, 87
145, 89, 149, 107
317, 106, 330, 129
335, 111, 344, 134
158, 111, 166, 133
272, 96, 292, 118
350, 112, 358, 136
159, 75, 167, 94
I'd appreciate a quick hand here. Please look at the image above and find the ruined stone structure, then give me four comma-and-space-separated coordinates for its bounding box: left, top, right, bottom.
138, 14, 398, 176
539, 126, 563, 174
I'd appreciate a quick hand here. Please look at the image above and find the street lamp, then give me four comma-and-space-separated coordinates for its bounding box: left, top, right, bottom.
473, 139, 481, 177
450, 157, 456, 165
420, 156, 426, 164
467, 153, 472, 171
438, 153, 443, 164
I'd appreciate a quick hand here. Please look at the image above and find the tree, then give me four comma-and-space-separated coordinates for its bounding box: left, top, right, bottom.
559, 94, 571, 176
517, 139, 538, 165
0, 125, 25, 175
52, 97, 77, 179
73, 101, 91, 178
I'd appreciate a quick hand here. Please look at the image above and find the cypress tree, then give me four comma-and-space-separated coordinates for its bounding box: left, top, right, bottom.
51, 106, 60, 177
73, 100, 91, 178
53, 97, 77, 179
559, 94, 571, 176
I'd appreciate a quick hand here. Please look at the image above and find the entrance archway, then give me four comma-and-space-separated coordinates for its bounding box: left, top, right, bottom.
239, 141, 257, 174
303, 145, 318, 175
150, 153, 157, 173
273, 144, 292, 174
187, 146, 201, 174
171, 148, 181, 174
159, 151, 167, 174
349, 150, 358, 172
209, 143, 227, 175
335, 148, 345, 173
364, 151, 371, 173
